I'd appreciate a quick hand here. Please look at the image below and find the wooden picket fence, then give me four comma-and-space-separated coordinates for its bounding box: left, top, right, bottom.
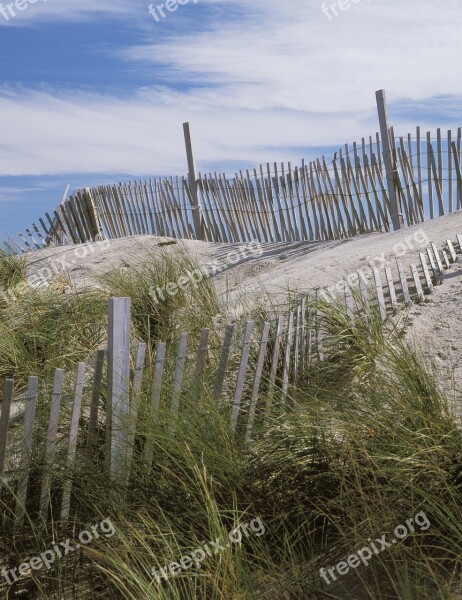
6, 121, 462, 254
0, 232, 461, 527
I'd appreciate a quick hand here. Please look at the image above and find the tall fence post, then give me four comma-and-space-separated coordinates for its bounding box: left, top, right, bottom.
375, 89, 402, 230
183, 122, 204, 241
107, 297, 131, 481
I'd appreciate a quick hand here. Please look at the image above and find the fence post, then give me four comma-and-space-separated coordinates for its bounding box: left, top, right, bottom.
107, 298, 131, 481
375, 89, 402, 230
183, 122, 204, 241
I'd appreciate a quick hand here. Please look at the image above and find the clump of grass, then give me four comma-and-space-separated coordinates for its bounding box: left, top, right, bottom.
0, 285, 108, 387
0, 247, 27, 290
98, 244, 221, 354
2, 273, 462, 599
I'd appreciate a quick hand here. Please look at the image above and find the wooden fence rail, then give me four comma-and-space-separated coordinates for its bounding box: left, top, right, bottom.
6, 125, 462, 253
1, 232, 461, 526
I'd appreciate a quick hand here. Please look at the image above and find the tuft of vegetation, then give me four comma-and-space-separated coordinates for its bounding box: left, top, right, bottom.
1, 251, 462, 599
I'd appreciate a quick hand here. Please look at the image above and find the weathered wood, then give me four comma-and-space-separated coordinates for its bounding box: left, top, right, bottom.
245, 322, 270, 443
373, 268, 387, 321
431, 243, 444, 275
213, 324, 235, 406
231, 321, 254, 432
183, 122, 204, 240
170, 333, 188, 430
358, 271, 370, 308
107, 298, 131, 479
61, 362, 86, 520
125, 341, 147, 484
143, 341, 167, 469
419, 253, 434, 293
0, 379, 13, 487
447, 240, 457, 263
396, 261, 411, 306
86, 349, 106, 457
384, 267, 398, 312
194, 328, 210, 391
344, 280, 355, 316
426, 247, 440, 283
39, 369, 64, 519
265, 315, 285, 422
442, 250, 450, 269
281, 311, 294, 402
376, 90, 401, 229
15, 377, 38, 524
410, 264, 425, 302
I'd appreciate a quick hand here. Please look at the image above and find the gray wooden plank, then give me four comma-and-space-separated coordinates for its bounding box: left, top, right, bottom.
396, 260, 411, 306
447, 240, 457, 263
373, 268, 387, 321
213, 324, 235, 406
170, 332, 188, 430
245, 322, 271, 443
410, 264, 425, 302
15, 376, 38, 525
194, 328, 210, 391
125, 341, 147, 485
431, 242, 444, 274
0, 379, 14, 486
231, 321, 254, 432
39, 368, 64, 519
144, 341, 167, 469
384, 267, 398, 312
61, 362, 86, 520
419, 253, 434, 293
265, 315, 285, 422
107, 298, 131, 479
358, 271, 370, 308
281, 312, 294, 402
86, 349, 106, 457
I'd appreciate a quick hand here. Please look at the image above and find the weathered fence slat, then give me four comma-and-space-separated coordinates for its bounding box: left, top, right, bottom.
86, 349, 106, 457
170, 332, 188, 431
125, 341, 147, 483
265, 315, 285, 422
143, 342, 167, 470
15, 377, 38, 524
0, 379, 14, 488
373, 268, 387, 321
245, 322, 271, 443
410, 264, 425, 302
396, 261, 411, 305
231, 321, 254, 432
107, 298, 131, 480
419, 253, 434, 293
61, 362, 86, 521
213, 324, 235, 406
39, 368, 64, 519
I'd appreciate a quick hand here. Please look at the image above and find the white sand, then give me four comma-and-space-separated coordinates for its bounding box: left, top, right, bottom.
22, 209, 462, 393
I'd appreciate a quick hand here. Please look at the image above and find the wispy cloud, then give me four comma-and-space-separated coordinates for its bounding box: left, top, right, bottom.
0, 0, 461, 180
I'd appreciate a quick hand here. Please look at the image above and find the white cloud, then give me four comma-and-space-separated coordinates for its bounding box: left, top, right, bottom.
0, 0, 461, 178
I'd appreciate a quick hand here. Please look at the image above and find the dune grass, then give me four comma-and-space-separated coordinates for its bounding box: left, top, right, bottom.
1, 248, 462, 599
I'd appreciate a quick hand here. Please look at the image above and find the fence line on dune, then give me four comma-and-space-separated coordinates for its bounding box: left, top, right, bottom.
0, 231, 460, 527
5, 90, 462, 253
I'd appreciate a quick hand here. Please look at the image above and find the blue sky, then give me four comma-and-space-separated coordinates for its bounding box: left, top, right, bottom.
1, 0, 462, 238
